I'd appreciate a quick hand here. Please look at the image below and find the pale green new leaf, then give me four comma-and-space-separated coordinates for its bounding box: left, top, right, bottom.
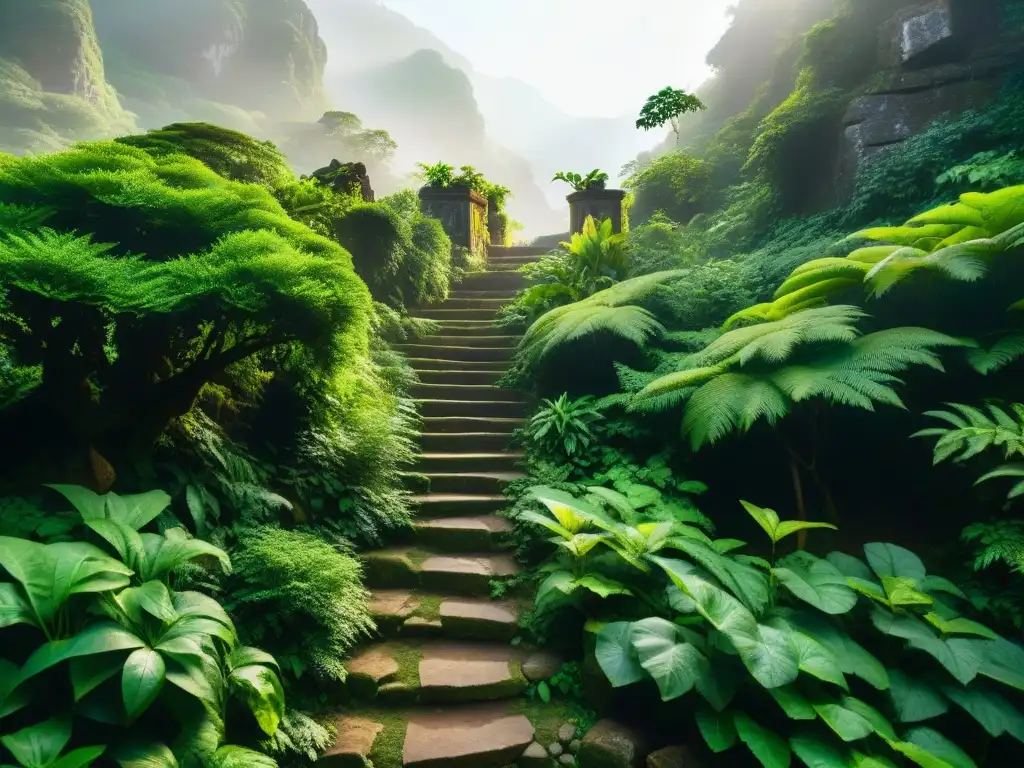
774, 521, 838, 542
574, 574, 631, 598
923, 613, 998, 639
741, 500, 780, 540
230, 663, 285, 736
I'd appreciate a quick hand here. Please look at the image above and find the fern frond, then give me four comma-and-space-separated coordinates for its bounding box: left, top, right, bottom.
681, 374, 789, 449
962, 519, 1024, 572
913, 402, 1024, 467
966, 332, 1024, 375
773, 259, 870, 300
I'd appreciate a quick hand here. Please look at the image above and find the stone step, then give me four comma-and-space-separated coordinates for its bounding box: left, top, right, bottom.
488, 245, 550, 257
369, 591, 520, 642
449, 290, 520, 300
484, 261, 531, 272
411, 383, 523, 402
417, 640, 527, 704
363, 547, 518, 595
415, 369, 505, 386
413, 493, 507, 518
418, 400, 526, 419
400, 345, 514, 363
438, 297, 509, 310
404, 703, 534, 767
407, 358, 508, 372
424, 472, 524, 496
419, 335, 519, 348
421, 416, 523, 433
457, 272, 527, 291
418, 452, 523, 474
419, 433, 516, 453
411, 308, 501, 321
413, 514, 512, 552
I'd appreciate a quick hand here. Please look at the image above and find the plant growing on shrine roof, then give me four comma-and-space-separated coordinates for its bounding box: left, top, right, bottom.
552, 169, 610, 192
636, 86, 707, 145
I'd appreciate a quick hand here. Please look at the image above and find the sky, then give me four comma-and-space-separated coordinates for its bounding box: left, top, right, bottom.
380, 0, 735, 119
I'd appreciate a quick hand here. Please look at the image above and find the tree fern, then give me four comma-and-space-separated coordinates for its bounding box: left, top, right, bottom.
966, 332, 1024, 374
518, 269, 686, 363
962, 519, 1024, 573
627, 306, 968, 449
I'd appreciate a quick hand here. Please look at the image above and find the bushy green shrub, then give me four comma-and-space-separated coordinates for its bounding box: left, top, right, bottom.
226, 526, 374, 688
625, 152, 715, 226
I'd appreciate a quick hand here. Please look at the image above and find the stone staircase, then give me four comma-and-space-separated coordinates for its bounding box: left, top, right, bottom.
321, 246, 551, 768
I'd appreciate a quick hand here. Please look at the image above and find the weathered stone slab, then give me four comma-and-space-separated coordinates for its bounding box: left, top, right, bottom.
884, 0, 955, 68
403, 707, 534, 768
522, 650, 564, 682
577, 719, 649, 768
418, 641, 527, 703
440, 598, 518, 640
318, 716, 383, 767
420, 553, 519, 596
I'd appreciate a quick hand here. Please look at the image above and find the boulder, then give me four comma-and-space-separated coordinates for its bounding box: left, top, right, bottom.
577, 720, 649, 768
549, 743, 564, 757
312, 159, 376, 202
559, 723, 578, 744
882, 1, 956, 69
318, 716, 383, 767
646, 745, 703, 768
560, 756, 577, 767
522, 650, 564, 682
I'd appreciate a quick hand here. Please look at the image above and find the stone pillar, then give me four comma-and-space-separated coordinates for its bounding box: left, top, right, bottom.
419, 186, 488, 258
487, 209, 508, 247
568, 189, 627, 235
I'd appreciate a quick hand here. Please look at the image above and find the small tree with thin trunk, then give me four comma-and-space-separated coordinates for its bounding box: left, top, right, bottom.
636, 87, 706, 145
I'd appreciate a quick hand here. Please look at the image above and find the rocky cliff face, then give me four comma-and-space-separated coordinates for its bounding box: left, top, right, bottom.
91, 0, 327, 121
836, 0, 1023, 197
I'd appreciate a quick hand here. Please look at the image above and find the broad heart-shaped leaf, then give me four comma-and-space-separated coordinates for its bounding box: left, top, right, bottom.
138, 529, 229, 582
888, 670, 949, 723
108, 741, 179, 767
774, 521, 837, 543
769, 686, 816, 720
907, 636, 988, 686
595, 622, 645, 687
208, 745, 277, 768
870, 607, 936, 643
774, 552, 858, 615
783, 610, 889, 690
882, 577, 933, 608
536, 570, 576, 608
19, 622, 147, 683
781, 626, 847, 690
695, 703, 737, 752
574, 574, 631, 598
630, 617, 708, 701
842, 697, 897, 740
0, 717, 72, 767
740, 501, 780, 541
734, 712, 791, 768
0, 582, 35, 630
790, 736, 848, 767
813, 702, 874, 742
695, 656, 741, 712
941, 683, 1024, 741
651, 557, 797, 689
864, 543, 927, 584
978, 637, 1024, 690
70, 653, 127, 701
888, 727, 977, 768
229, 662, 285, 736
51, 745, 107, 768
0, 537, 132, 626
921, 576, 967, 600
123, 648, 167, 721
668, 538, 771, 615
118, 582, 178, 625
826, 552, 875, 581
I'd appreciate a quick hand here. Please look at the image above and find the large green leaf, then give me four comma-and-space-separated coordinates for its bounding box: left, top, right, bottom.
122, 648, 166, 721
0, 538, 132, 626
0, 717, 72, 767
47, 486, 171, 531
652, 557, 797, 689
734, 712, 791, 768
813, 702, 874, 742
790, 737, 848, 768
83, 519, 144, 571
864, 543, 926, 584
842, 697, 897, 740
783, 627, 847, 689
907, 636, 987, 686
826, 552, 874, 581
0, 658, 30, 718
630, 617, 708, 700
158, 615, 236, 647
574, 574, 631, 598
784, 611, 888, 690
671, 539, 770, 615
774, 552, 857, 615
870, 607, 936, 643
0, 582, 34, 630
742, 501, 781, 541
769, 686, 817, 720
19, 622, 146, 682
850, 754, 899, 768
51, 746, 106, 768
888, 670, 949, 723
171, 592, 235, 631
118, 582, 177, 625
694, 657, 741, 712
226, 647, 279, 673
888, 727, 977, 768
941, 684, 1024, 741
70, 653, 127, 701
774, 521, 838, 542
138, 530, 229, 582
695, 703, 737, 752
229, 663, 285, 736
164, 654, 223, 706
923, 613, 998, 640
978, 637, 1024, 690
595, 622, 645, 687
